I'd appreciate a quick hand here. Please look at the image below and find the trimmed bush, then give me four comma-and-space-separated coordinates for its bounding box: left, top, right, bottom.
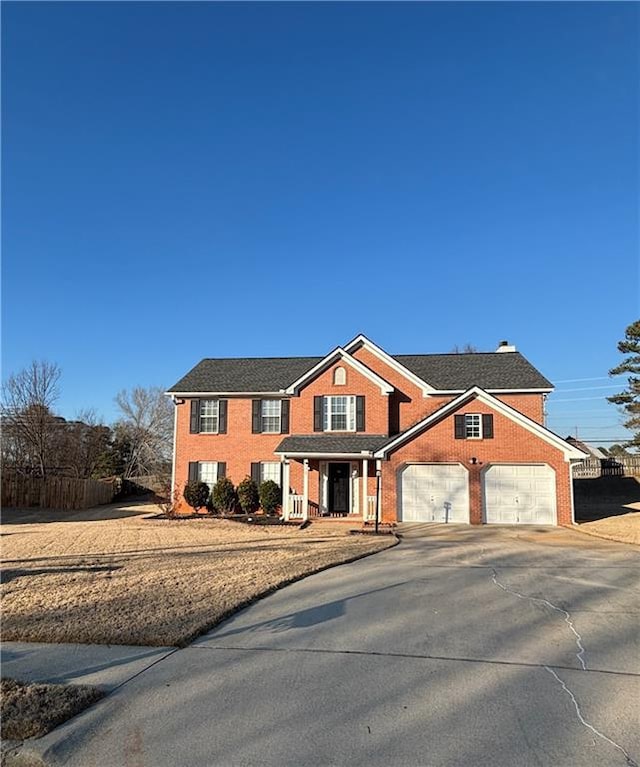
237, 476, 260, 515
259, 480, 282, 516
183, 481, 210, 513
211, 477, 237, 515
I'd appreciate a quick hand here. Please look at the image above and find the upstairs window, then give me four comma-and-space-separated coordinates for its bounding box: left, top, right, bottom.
454, 413, 494, 440
324, 395, 356, 431
199, 400, 219, 433
261, 400, 281, 433
465, 414, 482, 439
252, 399, 290, 434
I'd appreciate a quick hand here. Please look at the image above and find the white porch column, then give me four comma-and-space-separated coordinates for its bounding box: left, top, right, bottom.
362, 458, 368, 519
302, 459, 310, 521
376, 459, 382, 521
282, 459, 291, 520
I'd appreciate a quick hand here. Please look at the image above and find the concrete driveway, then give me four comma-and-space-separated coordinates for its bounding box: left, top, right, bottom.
12, 525, 639, 767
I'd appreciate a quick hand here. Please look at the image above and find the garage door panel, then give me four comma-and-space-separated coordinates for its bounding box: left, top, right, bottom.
484, 464, 556, 525
400, 464, 469, 523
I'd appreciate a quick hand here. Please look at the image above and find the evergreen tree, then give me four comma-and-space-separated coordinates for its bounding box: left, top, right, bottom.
608, 320, 640, 451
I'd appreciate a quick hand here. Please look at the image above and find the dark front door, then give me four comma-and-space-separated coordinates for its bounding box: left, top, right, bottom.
329, 463, 350, 514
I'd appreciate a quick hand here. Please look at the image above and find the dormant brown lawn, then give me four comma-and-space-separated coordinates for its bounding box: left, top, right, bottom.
1, 504, 395, 647
0, 678, 103, 741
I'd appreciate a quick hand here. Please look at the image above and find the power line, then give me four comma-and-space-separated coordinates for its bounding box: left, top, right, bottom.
551, 396, 615, 402
550, 376, 616, 383
552, 384, 621, 393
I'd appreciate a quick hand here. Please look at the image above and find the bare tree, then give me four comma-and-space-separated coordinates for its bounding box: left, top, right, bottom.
1, 361, 62, 477
54, 409, 114, 479
113, 386, 173, 477
450, 343, 479, 354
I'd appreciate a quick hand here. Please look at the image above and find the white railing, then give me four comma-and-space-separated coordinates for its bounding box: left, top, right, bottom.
289, 494, 305, 519
366, 495, 377, 521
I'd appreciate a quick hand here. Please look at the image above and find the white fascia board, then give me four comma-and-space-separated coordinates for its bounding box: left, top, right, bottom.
343, 334, 435, 395
284, 347, 393, 395
374, 386, 586, 460
165, 391, 288, 398
275, 451, 374, 459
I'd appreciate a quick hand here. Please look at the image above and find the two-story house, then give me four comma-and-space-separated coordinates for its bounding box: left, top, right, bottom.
167, 335, 586, 526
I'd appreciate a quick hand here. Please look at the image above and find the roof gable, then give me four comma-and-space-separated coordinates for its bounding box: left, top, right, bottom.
374, 387, 587, 461
284, 348, 394, 395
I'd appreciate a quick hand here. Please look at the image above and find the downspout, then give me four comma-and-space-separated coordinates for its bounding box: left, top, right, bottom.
170, 396, 179, 501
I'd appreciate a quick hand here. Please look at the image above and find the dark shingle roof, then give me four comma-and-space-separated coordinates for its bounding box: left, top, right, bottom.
394, 352, 552, 390
168, 357, 322, 393
276, 435, 390, 454
168, 351, 552, 393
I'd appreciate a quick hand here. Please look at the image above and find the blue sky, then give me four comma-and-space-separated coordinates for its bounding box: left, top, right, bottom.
2, 2, 638, 445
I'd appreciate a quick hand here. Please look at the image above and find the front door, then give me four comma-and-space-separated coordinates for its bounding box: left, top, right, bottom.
328, 463, 350, 515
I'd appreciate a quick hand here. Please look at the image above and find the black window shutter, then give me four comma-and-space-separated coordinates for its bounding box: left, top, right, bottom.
454, 415, 465, 439
188, 461, 199, 482
356, 396, 365, 432
218, 400, 228, 433
190, 400, 200, 433
482, 414, 494, 439
313, 396, 323, 432
251, 462, 261, 484
217, 462, 226, 479
252, 400, 262, 433
280, 400, 290, 434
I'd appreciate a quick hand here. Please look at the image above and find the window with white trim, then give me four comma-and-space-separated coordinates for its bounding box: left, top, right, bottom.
260, 462, 281, 486
261, 400, 281, 433
199, 400, 219, 433
198, 461, 218, 491
465, 414, 482, 439
323, 395, 356, 431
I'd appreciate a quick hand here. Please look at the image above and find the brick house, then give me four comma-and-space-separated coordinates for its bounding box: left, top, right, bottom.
167, 335, 586, 526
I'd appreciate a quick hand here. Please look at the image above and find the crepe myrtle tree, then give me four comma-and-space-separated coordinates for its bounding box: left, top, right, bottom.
183, 481, 210, 514
259, 480, 282, 516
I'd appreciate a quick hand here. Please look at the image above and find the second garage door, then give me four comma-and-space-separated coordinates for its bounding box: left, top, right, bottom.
400, 464, 469, 523
483, 464, 556, 525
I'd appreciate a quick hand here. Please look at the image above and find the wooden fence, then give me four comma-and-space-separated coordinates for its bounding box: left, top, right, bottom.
1, 475, 116, 511
572, 457, 640, 479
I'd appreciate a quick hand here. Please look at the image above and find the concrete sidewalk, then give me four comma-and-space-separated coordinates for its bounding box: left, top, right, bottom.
1, 641, 174, 691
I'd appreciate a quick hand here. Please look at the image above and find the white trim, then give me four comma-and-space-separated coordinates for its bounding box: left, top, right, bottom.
569, 463, 576, 525
323, 394, 357, 432
374, 386, 588, 461
277, 451, 375, 459
343, 334, 435, 395
165, 391, 288, 398
284, 347, 393, 396
170, 396, 178, 498
362, 457, 368, 517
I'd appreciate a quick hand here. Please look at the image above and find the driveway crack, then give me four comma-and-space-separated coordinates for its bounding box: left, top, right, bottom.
544, 666, 638, 767
490, 567, 638, 766
490, 567, 586, 669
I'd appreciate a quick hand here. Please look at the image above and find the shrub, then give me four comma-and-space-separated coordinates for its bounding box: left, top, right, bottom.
183, 481, 210, 513
211, 477, 237, 515
237, 476, 260, 515
259, 480, 282, 516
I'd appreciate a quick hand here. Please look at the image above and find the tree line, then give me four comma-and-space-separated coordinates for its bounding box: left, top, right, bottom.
1, 360, 172, 480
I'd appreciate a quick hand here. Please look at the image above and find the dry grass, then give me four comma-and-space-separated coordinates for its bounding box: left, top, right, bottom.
577, 511, 640, 545
0, 678, 103, 740
1, 504, 395, 646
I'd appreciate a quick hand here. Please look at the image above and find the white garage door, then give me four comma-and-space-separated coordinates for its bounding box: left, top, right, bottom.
483, 464, 556, 525
400, 464, 469, 523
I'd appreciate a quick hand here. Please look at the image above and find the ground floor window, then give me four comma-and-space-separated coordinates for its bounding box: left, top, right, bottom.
198, 461, 218, 491
260, 462, 281, 486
